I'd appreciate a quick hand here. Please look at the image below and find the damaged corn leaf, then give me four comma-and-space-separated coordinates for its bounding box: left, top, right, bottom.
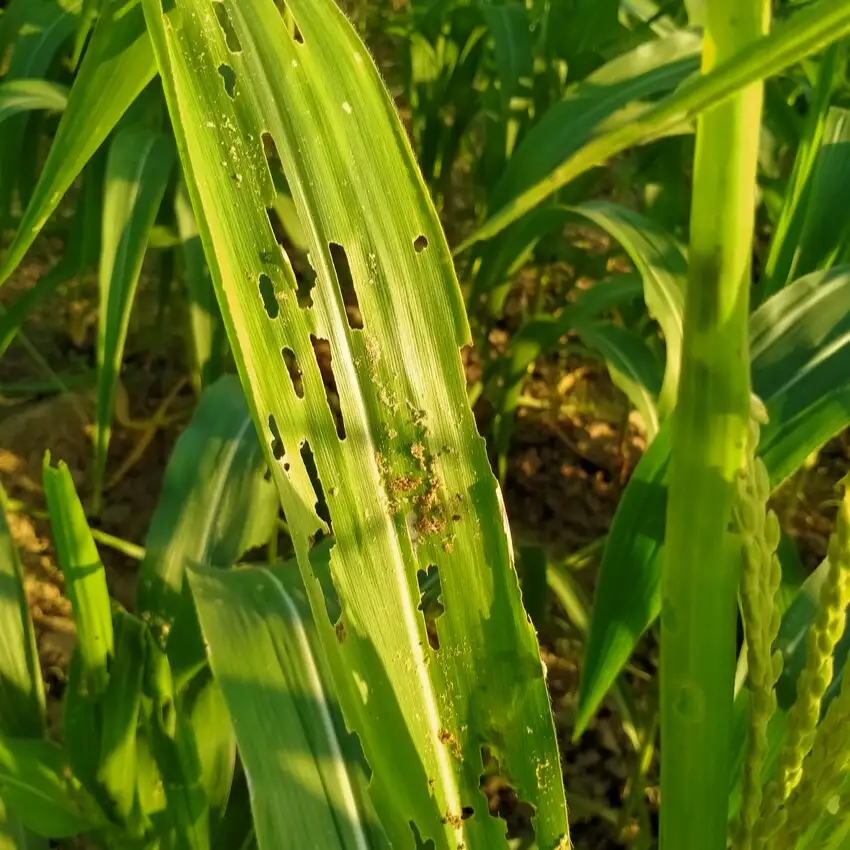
141, 1, 569, 848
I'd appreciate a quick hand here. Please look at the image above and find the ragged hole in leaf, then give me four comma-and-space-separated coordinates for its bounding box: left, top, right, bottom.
266, 205, 287, 246
462, 806, 475, 820
479, 746, 537, 840
273, 2, 305, 43
329, 242, 363, 330
258, 274, 279, 319
218, 63, 237, 98
300, 440, 332, 531
297, 255, 317, 309
212, 2, 242, 52
414, 234, 429, 253
416, 565, 445, 651
282, 347, 304, 398
309, 532, 342, 625
310, 336, 346, 439
268, 414, 285, 461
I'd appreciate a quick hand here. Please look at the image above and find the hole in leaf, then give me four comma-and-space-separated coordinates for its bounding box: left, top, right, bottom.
329, 242, 363, 329
479, 746, 536, 839
271, 2, 304, 43
297, 256, 317, 309
309, 532, 341, 624
282, 347, 304, 398
414, 235, 428, 253
266, 205, 287, 246
268, 414, 284, 460
262, 131, 281, 182
258, 274, 279, 319
301, 441, 332, 529
218, 63, 237, 98
310, 336, 345, 439
462, 806, 475, 820
213, 2, 242, 52
416, 565, 444, 650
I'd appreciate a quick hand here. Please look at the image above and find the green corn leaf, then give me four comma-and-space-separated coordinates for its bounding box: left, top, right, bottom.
136, 375, 278, 667
0, 0, 156, 290
43, 455, 113, 697
486, 29, 701, 214
568, 200, 685, 419
175, 180, 228, 394
93, 124, 175, 514
574, 321, 662, 440
144, 635, 210, 850
761, 45, 841, 296
188, 557, 389, 850
0, 796, 43, 850
0, 489, 45, 740
142, 1, 569, 847
462, 0, 850, 252
577, 266, 850, 735
785, 107, 850, 282
0, 737, 103, 838
92, 609, 147, 827
180, 669, 235, 830
0, 80, 68, 125
752, 265, 850, 482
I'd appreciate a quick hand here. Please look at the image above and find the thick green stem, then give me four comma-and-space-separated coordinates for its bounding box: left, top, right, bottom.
660, 2, 769, 848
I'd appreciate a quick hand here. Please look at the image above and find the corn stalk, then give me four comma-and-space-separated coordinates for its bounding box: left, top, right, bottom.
660, 1, 770, 847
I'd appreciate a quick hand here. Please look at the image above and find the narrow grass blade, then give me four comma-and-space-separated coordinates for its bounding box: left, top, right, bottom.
0, 738, 103, 838
93, 125, 174, 514
0, 81, 68, 125
43, 455, 113, 697
189, 559, 388, 850
462, 0, 850, 252
142, 1, 569, 846
0, 489, 45, 740
0, 0, 156, 289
